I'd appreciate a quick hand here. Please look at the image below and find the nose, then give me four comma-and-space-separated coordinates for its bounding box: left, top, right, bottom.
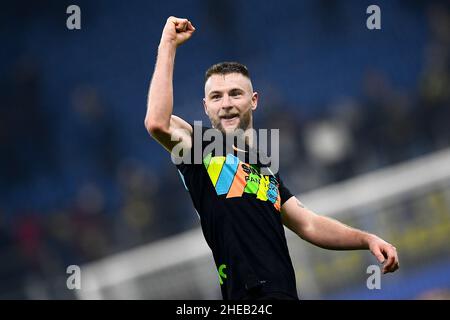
221, 94, 233, 110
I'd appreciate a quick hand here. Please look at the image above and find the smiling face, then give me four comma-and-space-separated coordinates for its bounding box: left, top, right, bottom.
203, 73, 258, 133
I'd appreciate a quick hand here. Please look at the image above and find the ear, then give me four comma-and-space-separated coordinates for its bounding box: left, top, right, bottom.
203, 98, 209, 116
251, 92, 258, 111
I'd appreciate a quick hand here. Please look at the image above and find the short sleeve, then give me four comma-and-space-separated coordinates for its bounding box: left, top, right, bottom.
277, 174, 294, 205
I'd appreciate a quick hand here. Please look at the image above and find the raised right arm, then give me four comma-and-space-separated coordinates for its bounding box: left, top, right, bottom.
144, 17, 195, 153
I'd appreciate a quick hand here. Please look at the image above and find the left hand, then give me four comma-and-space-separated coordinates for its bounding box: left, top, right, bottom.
367, 235, 400, 274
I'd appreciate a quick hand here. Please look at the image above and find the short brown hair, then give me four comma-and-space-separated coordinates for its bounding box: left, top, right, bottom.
205, 62, 250, 83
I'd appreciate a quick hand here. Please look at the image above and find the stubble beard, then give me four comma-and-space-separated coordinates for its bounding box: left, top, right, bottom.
211, 109, 252, 134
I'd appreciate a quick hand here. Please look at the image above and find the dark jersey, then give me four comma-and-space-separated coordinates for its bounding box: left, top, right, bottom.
176, 124, 298, 300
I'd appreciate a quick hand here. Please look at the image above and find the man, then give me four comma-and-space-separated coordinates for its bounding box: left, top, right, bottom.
145, 17, 399, 300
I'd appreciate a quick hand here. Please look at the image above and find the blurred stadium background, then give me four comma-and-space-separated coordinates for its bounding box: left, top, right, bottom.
1, 0, 449, 299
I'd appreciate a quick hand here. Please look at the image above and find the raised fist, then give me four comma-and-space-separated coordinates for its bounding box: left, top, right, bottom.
160, 16, 195, 47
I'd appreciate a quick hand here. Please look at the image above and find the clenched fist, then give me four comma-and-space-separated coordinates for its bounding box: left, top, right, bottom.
160, 16, 195, 47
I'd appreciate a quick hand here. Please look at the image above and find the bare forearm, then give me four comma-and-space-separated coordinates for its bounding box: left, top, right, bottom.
145, 41, 177, 131
302, 214, 374, 250
282, 197, 399, 272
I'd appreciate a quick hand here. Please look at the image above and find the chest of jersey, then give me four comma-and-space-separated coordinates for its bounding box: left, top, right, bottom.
203, 153, 281, 211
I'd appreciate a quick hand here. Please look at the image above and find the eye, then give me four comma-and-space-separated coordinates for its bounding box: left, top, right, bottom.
211, 95, 221, 100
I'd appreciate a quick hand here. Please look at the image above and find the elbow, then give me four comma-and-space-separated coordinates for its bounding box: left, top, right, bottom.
295, 220, 316, 242
144, 118, 167, 137
144, 118, 162, 136
297, 225, 313, 241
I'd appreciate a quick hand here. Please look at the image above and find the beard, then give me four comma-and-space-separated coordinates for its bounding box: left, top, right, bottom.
210, 108, 252, 134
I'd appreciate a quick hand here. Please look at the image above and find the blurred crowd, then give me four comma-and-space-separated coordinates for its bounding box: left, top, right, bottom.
0, 1, 449, 298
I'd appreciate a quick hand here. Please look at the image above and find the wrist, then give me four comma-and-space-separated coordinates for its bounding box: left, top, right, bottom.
363, 233, 378, 249
159, 39, 178, 50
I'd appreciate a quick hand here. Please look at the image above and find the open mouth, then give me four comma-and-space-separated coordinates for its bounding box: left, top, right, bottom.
220, 114, 239, 127
220, 114, 239, 120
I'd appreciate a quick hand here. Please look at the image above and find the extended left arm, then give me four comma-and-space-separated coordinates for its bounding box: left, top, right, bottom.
281, 196, 399, 274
